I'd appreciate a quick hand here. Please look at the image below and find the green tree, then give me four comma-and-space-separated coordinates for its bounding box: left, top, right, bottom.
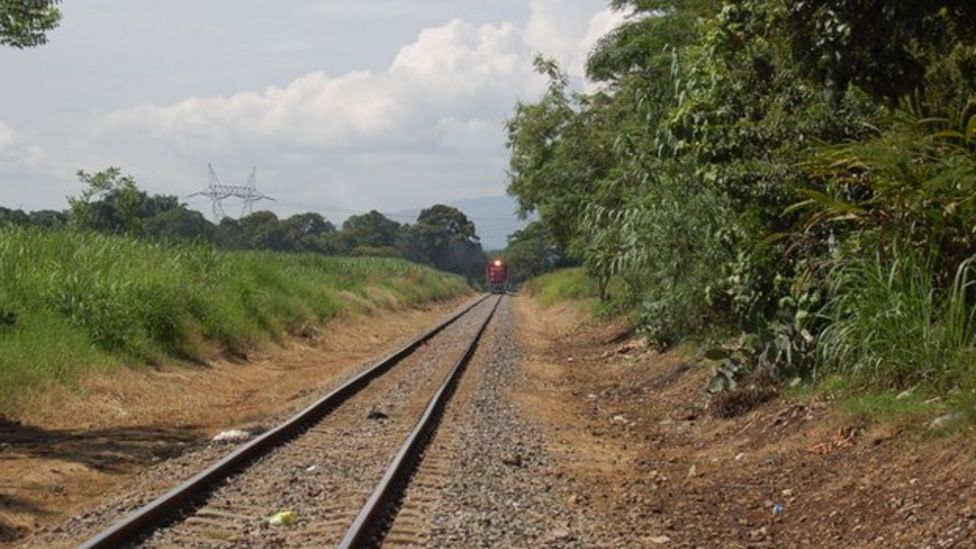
400, 205, 485, 279
214, 218, 246, 249
501, 221, 570, 281
69, 167, 144, 234
239, 211, 286, 250
280, 212, 335, 252
785, 0, 976, 106
0, 0, 61, 48
144, 208, 215, 242
28, 209, 66, 228
506, 57, 618, 249
342, 210, 400, 250
0, 206, 29, 227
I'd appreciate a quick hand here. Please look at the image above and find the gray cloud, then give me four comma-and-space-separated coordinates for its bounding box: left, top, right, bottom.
0, 0, 625, 225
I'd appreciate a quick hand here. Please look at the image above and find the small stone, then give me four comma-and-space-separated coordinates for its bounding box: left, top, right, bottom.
546, 528, 572, 542
566, 357, 575, 363
501, 453, 522, 466
647, 535, 671, 544
734, 452, 746, 461
612, 415, 628, 425
366, 409, 389, 420
687, 464, 698, 478
929, 413, 961, 430
781, 488, 794, 497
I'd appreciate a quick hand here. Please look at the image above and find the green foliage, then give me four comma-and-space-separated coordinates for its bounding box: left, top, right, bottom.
20, 167, 486, 279
0, 206, 30, 227
0, 0, 60, 48
506, 57, 617, 249
586, 0, 710, 83
400, 205, 485, 281
795, 113, 976, 277
785, 0, 976, 105
500, 221, 572, 282
69, 167, 147, 235
144, 208, 215, 242
839, 391, 938, 423
706, 292, 819, 392
523, 268, 597, 307
342, 210, 401, 250
818, 250, 976, 390
0, 227, 468, 413
507, 0, 976, 399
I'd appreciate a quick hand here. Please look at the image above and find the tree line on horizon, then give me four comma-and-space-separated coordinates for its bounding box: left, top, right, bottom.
0, 167, 489, 281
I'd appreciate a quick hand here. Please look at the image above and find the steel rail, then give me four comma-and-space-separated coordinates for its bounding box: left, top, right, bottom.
339, 294, 503, 548
77, 294, 492, 549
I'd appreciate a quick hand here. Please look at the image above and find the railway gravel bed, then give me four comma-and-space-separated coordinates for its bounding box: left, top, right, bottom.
21, 297, 492, 548
409, 297, 603, 548
143, 297, 496, 548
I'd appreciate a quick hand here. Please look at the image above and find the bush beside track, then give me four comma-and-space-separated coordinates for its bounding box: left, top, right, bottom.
0, 228, 469, 415
522, 268, 597, 307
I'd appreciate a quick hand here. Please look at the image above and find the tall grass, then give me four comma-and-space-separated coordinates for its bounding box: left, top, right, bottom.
524, 267, 598, 306
0, 228, 468, 413
817, 251, 976, 390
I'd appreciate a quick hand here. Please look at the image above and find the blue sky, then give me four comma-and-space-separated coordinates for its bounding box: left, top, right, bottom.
0, 1, 624, 236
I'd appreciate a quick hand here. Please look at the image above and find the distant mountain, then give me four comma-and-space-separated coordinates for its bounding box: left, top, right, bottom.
394, 195, 532, 250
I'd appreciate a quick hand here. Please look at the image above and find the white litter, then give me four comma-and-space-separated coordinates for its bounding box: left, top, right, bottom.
212, 429, 252, 443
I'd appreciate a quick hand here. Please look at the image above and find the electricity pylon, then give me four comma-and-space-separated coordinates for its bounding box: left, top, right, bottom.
190, 164, 274, 221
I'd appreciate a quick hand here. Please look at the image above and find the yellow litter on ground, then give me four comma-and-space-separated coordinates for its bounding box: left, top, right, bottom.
268, 510, 297, 526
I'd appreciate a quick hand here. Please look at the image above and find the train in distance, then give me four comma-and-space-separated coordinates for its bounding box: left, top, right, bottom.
486, 258, 508, 294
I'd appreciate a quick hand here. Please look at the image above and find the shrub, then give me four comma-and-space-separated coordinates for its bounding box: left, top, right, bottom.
817, 250, 976, 390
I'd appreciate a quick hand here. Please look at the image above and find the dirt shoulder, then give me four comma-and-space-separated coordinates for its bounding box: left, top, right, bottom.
0, 296, 470, 546
513, 296, 976, 547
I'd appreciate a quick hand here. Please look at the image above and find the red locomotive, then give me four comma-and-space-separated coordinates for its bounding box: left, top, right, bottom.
486, 258, 508, 294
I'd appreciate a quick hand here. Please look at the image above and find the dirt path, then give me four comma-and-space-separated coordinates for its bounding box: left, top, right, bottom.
512, 296, 976, 548
0, 296, 469, 546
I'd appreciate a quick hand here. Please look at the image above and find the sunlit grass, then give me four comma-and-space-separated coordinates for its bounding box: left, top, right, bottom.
0, 227, 468, 414
524, 267, 597, 306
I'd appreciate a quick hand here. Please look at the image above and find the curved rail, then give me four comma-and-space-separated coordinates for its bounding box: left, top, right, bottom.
78, 294, 491, 549
339, 294, 502, 548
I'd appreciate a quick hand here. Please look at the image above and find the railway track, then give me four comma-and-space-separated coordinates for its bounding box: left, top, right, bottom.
78, 294, 503, 548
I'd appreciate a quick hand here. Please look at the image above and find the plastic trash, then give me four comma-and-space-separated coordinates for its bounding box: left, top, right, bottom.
268, 510, 297, 526
212, 429, 251, 443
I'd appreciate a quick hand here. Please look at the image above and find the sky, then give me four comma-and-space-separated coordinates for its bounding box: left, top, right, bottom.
0, 1, 626, 242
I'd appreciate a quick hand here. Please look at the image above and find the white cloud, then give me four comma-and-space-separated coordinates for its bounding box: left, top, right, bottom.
0, 122, 17, 152
83, 1, 626, 219
0, 122, 45, 175
105, 16, 545, 156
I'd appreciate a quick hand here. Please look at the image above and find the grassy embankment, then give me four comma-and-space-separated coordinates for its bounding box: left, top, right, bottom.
0, 228, 469, 414
523, 268, 597, 307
